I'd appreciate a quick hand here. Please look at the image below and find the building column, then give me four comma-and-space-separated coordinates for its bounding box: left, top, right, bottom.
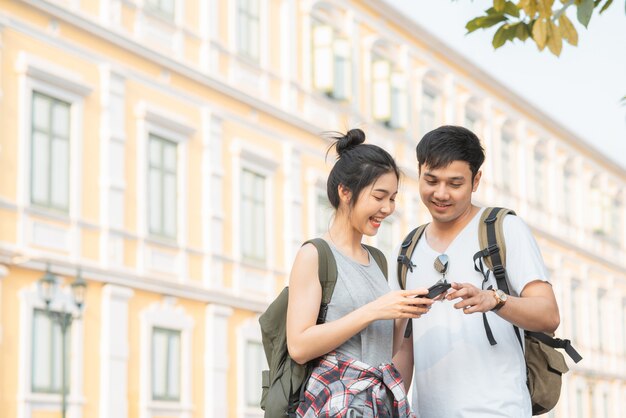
205, 304, 234, 418
99, 284, 134, 418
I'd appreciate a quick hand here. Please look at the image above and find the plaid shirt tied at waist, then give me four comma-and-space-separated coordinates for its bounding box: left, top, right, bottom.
296, 351, 415, 418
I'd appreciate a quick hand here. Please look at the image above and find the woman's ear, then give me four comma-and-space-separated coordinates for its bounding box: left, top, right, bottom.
337, 184, 352, 206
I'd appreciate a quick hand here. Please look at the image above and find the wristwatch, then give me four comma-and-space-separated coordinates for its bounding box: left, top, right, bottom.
491, 289, 508, 312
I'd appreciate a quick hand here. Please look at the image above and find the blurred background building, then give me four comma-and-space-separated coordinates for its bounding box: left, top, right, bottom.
0, 1, 624, 418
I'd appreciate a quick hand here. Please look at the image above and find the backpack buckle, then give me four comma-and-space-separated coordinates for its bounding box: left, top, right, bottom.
492, 264, 505, 278
397, 255, 416, 272
487, 244, 499, 255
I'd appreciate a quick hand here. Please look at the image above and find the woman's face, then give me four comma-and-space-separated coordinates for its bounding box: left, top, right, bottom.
347, 171, 398, 237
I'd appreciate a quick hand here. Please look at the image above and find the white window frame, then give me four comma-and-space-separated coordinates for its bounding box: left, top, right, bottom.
371, 50, 406, 130
311, 20, 351, 101
237, 318, 267, 418
139, 298, 193, 418
29, 92, 72, 213
420, 85, 440, 137
18, 276, 85, 418
313, 182, 333, 237
147, 134, 178, 240
135, 102, 194, 246
241, 168, 267, 263
562, 161, 576, 223
16, 53, 92, 223
145, 0, 177, 21
533, 142, 547, 208
232, 141, 279, 267
500, 127, 515, 193
236, 0, 261, 62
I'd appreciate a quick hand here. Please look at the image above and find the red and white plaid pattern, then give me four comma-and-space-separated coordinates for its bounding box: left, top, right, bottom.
296, 351, 416, 418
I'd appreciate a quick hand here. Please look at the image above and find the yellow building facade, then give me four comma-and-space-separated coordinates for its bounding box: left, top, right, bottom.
0, 1, 624, 418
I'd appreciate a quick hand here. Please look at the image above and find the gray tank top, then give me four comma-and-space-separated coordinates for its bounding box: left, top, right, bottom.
325, 242, 394, 367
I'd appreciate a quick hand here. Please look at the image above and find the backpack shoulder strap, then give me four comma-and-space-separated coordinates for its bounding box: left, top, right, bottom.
303, 238, 338, 324
476, 207, 516, 292
397, 224, 428, 290
363, 244, 388, 280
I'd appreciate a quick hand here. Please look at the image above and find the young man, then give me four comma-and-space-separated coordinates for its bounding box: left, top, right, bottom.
391, 125, 560, 417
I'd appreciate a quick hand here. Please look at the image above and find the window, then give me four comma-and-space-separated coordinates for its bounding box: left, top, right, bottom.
315, 190, 333, 236
500, 129, 514, 192
372, 56, 406, 129
533, 145, 546, 208
378, 220, 393, 257
603, 392, 610, 418
597, 289, 605, 351
420, 90, 438, 136
31, 309, 69, 394
241, 169, 266, 262
570, 280, 579, 344
312, 23, 351, 100
237, 0, 260, 61
590, 176, 603, 235
563, 164, 575, 223
576, 388, 584, 418
244, 340, 265, 408
622, 298, 626, 356
610, 193, 622, 243
464, 101, 480, 132
146, 0, 175, 20
31, 92, 70, 212
148, 134, 177, 239
152, 327, 181, 401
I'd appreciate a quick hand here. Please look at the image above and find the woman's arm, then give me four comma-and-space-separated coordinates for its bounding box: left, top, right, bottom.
286, 244, 431, 364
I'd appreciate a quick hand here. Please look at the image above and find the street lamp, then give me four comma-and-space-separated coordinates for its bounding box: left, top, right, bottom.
36, 265, 87, 418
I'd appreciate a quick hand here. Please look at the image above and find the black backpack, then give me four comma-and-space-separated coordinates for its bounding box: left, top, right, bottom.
259, 238, 388, 418
396, 207, 582, 415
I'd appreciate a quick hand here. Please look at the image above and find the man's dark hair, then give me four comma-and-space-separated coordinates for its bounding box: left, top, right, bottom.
416, 125, 485, 179
326, 128, 400, 209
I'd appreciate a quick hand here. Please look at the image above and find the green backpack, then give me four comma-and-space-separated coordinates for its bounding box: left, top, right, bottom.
258, 238, 388, 418
396, 207, 582, 415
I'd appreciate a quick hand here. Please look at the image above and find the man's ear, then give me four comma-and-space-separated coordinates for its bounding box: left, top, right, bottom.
472, 170, 482, 192
338, 184, 352, 205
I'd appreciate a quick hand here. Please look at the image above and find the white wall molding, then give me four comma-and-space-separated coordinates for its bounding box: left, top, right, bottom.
205, 304, 233, 418
99, 284, 134, 418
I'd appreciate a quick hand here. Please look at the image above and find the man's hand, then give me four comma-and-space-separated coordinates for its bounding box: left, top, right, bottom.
445, 282, 497, 314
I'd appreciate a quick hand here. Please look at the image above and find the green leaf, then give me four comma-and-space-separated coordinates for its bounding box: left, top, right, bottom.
516, 22, 532, 41
493, 24, 509, 48
503, 1, 521, 17
495, 0, 506, 12
559, 14, 579, 45
599, 0, 614, 13
465, 14, 508, 33
577, 0, 594, 27
532, 17, 548, 50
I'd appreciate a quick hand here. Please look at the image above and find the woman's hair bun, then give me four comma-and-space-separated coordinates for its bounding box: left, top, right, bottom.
335, 128, 366, 156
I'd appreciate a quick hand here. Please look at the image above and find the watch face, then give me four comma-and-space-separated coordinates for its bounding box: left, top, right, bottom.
497, 290, 508, 301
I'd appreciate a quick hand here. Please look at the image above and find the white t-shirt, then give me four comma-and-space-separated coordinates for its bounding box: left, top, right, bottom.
390, 208, 549, 418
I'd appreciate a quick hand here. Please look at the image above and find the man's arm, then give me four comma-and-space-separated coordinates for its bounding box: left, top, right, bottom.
392, 335, 414, 393
446, 280, 559, 332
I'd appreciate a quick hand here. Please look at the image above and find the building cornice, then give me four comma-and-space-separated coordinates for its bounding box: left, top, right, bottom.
0, 249, 269, 313
367, 0, 626, 177
13, 0, 323, 136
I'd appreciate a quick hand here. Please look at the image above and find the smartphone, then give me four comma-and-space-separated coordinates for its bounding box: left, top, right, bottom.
420, 282, 451, 299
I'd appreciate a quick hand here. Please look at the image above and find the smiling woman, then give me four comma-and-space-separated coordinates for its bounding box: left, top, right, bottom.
281, 128, 433, 418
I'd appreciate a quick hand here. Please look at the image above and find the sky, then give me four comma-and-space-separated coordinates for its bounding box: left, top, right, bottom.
383, 0, 626, 170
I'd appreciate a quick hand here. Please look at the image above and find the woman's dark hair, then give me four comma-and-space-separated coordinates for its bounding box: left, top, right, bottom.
416, 125, 485, 179
326, 128, 400, 209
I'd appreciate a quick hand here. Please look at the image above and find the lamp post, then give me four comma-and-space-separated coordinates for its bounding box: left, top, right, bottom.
37, 266, 87, 418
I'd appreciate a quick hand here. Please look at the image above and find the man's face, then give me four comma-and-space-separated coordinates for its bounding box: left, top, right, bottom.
418, 160, 481, 224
